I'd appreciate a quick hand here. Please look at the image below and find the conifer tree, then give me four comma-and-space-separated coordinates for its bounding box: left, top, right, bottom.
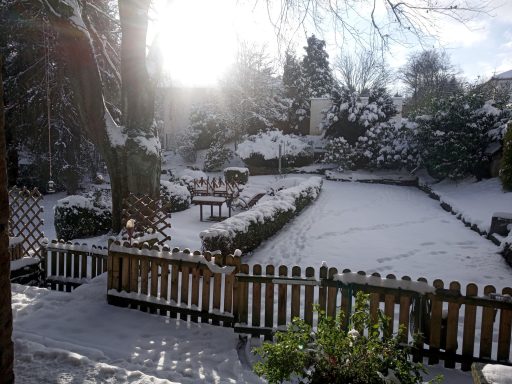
301, 35, 334, 98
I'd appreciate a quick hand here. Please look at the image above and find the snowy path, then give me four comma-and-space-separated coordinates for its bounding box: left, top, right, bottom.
249, 180, 512, 290
12, 276, 263, 384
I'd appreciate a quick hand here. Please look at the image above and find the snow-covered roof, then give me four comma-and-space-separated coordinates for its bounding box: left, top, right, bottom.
493, 69, 512, 80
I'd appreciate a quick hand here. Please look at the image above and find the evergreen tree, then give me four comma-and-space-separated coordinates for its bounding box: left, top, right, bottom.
301, 35, 334, 98
282, 50, 308, 133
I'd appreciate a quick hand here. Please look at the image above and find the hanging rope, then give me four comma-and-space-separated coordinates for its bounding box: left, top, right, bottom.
43, 17, 54, 192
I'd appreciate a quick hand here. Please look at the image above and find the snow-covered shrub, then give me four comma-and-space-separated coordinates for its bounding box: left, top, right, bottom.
414, 93, 510, 180
188, 103, 226, 150
236, 130, 314, 171
177, 129, 198, 163
324, 87, 397, 144
54, 194, 112, 240
200, 177, 322, 254
254, 292, 434, 384
224, 167, 249, 184
160, 180, 191, 212
324, 120, 417, 171
500, 122, 512, 190
324, 137, 356, 170
203, 141, 233, 172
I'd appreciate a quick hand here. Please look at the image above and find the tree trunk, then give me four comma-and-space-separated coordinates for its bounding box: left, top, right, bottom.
43, 0, 161, 232
0, 56, 15, 384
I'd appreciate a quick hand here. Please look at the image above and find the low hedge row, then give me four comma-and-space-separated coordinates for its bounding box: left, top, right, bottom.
200, 176, 323, 255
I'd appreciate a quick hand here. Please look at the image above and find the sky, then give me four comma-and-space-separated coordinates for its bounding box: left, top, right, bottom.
151, 0, 512, 89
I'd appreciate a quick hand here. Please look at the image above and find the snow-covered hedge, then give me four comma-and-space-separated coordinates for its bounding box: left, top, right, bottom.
54, 195, 112, 241
200, 177, 322, 254
160, 180, 191, 212
236, 130, 314, 170
224, 167, 249, 184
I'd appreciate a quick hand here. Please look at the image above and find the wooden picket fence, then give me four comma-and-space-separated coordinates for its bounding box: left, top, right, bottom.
9, 237, 24, 261
8, 186, 44, 256
107, 241, 240, 326
40, 240, 108, 291
106, 243, 512, 371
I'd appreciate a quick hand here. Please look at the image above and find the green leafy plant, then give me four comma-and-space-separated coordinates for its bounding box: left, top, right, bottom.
253, 292, 442, 384
500, 122, 512, 191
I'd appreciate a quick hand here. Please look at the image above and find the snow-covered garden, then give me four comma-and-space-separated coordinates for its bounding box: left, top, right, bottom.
4, 1, 512, 383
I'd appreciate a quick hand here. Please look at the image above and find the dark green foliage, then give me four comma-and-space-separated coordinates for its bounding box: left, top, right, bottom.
414, 92, 510, 180
500, 123, 512, 190
324, 87, 397, 144
223, 168, 249, 184
203, 141, 233, 172
188, 103, 226, 150
160, 181, 191, 212
242, 152, 314, 171
254, 292, 440, 384
301, 35, 334, 98
54, 195, 112, 241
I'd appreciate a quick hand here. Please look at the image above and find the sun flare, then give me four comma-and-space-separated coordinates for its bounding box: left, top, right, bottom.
156, 1, 238, 87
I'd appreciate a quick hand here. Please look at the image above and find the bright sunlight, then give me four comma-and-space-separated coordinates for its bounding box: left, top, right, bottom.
156, 0, 239, 87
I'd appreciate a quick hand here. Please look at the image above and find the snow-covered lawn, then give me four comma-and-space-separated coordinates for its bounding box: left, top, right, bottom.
248, 179, 511, 290
24, 173, 511, 383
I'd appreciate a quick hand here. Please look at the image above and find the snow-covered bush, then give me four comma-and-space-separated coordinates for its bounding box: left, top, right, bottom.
177, 169, 207, 187
186, 103, 225, 150
200, 177, 322, 254
236, 130, 314, 170
177, 129, 198, 163
500, 122, 512, 190
160, 180, 191, 212
254, 292, 434, 384
54, 194, 112, 240
324, 120, 417, 171
224, 167, 249, 184
414, 93, 510, 180
324, 87, 397, 144
203, 141, 233, 172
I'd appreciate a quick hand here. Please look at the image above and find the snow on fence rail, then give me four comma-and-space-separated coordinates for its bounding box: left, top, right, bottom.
106, 242, 512, 371
40, 239, 108, 291
107, 240, 241, 326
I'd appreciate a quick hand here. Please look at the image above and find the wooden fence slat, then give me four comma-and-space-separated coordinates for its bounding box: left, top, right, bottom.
223, 255, 236, 322
81, 249, 87, 279
326, 267, 338, 320
264, 265, 275, 337
191, 265, 200, 323
170, 262, 179, 318
479, 285, 496, 360
140, 257, 149, 296
445, 281, 461, 368
497, 287, 512, 362
180, 265, 190, 321
130, 256, 139, 293
369, 273, 380, 326
291, 266, 301, 320
304, 267, 315, 326
65, 243, 72, 278
318, 265, 328, 314
383, 274, 396, 338
121, 254, 130, 293
398, 276, 412, 344
212, 257, 222, 326
277, 266, 288, 327
340, 269, 352, 330
161, 260, 169, 302
201, 269, 211, 323
73, 246, 80, 279
428, 279, 444, 365
462, 283, 478, 371
238, 264, 249, 326
252, 264, 262, 328
150, 259, 159, 305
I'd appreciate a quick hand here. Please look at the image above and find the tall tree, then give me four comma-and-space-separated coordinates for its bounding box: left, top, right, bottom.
39, 0, 161, 231
335, 47, 392, 94
400, 50, 461, 112
301, 35, 334, 98
0, 55, 15, 384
